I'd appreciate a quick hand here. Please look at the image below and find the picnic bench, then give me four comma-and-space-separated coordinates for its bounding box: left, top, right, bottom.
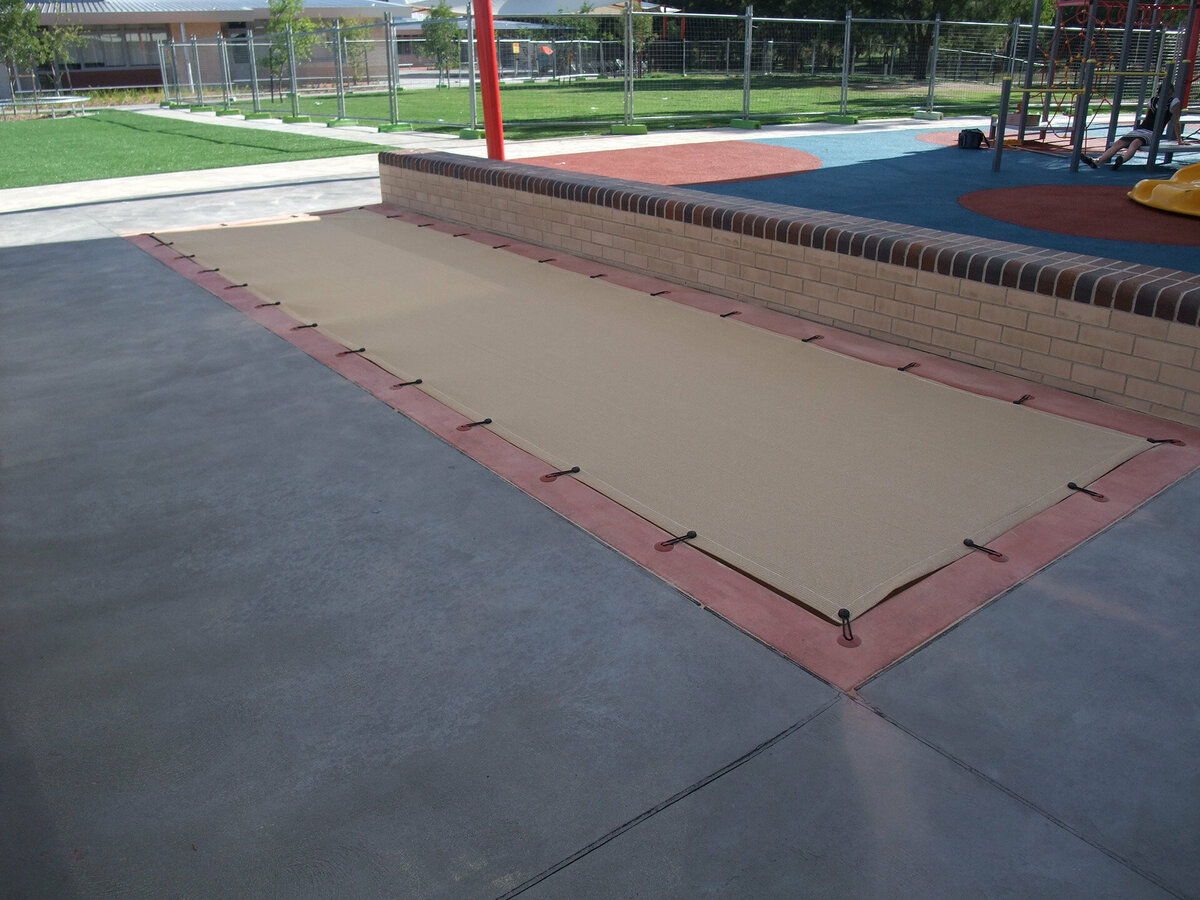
0, 95, 87, 120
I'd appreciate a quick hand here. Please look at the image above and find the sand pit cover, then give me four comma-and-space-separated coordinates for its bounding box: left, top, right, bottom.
159, 210, 1148, 620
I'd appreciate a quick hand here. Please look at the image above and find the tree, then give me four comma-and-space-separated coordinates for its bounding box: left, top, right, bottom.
262, 0, 318, 98
1, 0, 82, 99
422, 2, 459, 86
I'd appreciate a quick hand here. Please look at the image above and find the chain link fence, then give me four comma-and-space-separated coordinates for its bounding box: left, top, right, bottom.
152, 7, 1194, 134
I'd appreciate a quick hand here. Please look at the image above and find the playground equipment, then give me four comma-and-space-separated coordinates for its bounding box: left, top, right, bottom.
1004, 0, 1198, 168
1129, 159, 1200, 212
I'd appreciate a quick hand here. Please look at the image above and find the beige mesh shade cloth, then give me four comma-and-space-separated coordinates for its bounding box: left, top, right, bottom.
158, 210, 1149, 621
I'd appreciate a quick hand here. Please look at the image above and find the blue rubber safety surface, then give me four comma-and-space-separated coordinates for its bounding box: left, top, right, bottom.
697, 128, 1197, 271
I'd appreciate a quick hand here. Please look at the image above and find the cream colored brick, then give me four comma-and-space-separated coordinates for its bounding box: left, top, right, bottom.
892, 319, 934, 343
816, 266, 857, 289
1159, 363, 1200, 393
817, 299, 858, 323
754, 283, 786, 305
915, 271, 961, 294
803, 280, 840, 303
1102, 351, 1160, 380
837, 288, 876, 310
914, 307, 957, 331
894, 283, 939, 308
875, 297, 916, 321
853, 309, 893, 332
929, 328, 976, 354
1167, 321, 1200, 349
1005, 289, 1057, 315
1052, 298, 1110, 326
979, 303, 1028, 329
1026, 313, 1080, 341
958, 279, 1009, 304
1125, 378, 1185, 409
786, 258, 821, 280
1020, 351, 1074, 380
855, 275, 896, 300
1075, 324, 1134, 353
973, 339, 1025, 367
934, 293, 981, 318
1072, 363, 1127, 393
1001, 327, 1052, 354
1046, 338, 1103, 367
883, 264, 918, 286
1110, 310, 1170, 339
839, 255, 877, 277
754, 253, 789, 275
957, 317, 1003, 342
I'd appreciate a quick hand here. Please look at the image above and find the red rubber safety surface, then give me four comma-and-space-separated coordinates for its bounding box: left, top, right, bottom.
959, 184, 1200, 245
517, 140, 821, 185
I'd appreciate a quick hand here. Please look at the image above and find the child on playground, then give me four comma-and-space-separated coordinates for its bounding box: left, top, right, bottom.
1082, 81, 1186, 170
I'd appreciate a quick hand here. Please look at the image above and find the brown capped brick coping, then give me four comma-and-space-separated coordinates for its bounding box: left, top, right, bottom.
379, 150, 1200, 328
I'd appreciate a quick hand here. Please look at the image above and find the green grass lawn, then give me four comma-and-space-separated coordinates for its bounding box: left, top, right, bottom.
0, 109, 382, 190
239, 75, 1004, 135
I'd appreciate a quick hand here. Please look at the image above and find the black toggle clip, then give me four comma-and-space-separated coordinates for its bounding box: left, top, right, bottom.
898, 362, 919, 372
177, 253, 196, 259
1068, 481, 1107, 501
292, 322, 318, 330
225, 283, 248, 289
255, 301, 280, 307
417, 223, 435, 228
540, 466, 581, 483
456, 418, 492, 432
650, 290, 670, 297
538, 258, 556, 264
589, 273, 606, 279
199, 267, 219, 273
837, 608, 860, 647
492, 243, 510, 249
1013, 394, 1033, 405
720, 310, 741, 318
1147, 437, 1185, 445
963, 538, 1007, 561
386, 214, 403, 218
336, 348, 366, 357
452, 232, 469, 237
391, 378, 423, 389
655, 530, 697, 552
801, 334, 823, 343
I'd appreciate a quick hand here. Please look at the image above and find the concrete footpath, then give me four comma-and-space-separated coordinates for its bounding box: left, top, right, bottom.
1, 138, 1198, 898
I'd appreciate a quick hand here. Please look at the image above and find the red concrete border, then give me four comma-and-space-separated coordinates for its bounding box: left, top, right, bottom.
127, 211, 1200, 691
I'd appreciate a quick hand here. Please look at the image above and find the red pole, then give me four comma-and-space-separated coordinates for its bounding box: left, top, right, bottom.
472, 0, 505, 160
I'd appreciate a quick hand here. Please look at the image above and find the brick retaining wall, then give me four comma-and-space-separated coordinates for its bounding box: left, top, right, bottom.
379, 149, 1200, 427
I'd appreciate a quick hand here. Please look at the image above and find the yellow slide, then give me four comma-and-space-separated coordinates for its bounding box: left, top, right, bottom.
1129, 161, 1200, 217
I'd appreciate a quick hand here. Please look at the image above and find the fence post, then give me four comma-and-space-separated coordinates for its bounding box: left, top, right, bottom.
190, 35, 205, 106
1018, 0, 1042, 143
1145, 61, 1174, 167
334, 22, 346, 119
384, 14, 398, 124
742, 5, 754, 120
1007, 19, 1020, 77
841, 10, 851, 116
156, 40, 171, 104
218, 34, 232, 108
624, 0, 634, 124
1069, 57, 1096, 171
993, 75, 1012, 171
1107, 0, 1140, 145
286, 25, 300, 118
248, 30, 262, 113
925, 14, 940, 112
467, 8, 479, 130
167, 40, 183, 103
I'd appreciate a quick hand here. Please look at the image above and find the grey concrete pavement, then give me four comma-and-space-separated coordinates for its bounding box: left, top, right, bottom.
2, 136, 1198, 898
